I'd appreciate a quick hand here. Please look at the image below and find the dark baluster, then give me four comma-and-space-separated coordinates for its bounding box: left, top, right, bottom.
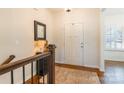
11, 70, 14, 84
37, 60, 40, 84
42, 59, 45, 84
22, 66, 25, 84
47, 57, 50, 84
47, 55, 51, 84
31, 62, 33, 84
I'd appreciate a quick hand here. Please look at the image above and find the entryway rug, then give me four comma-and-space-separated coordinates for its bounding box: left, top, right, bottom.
55, 66, 100, 84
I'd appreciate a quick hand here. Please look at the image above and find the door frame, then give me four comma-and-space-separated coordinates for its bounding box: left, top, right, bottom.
100, 11, 105, 72
64, 22, 85, 66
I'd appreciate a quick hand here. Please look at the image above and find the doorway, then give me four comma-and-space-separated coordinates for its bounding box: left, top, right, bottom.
100, 8, 124, 83
64, 23, 84, 66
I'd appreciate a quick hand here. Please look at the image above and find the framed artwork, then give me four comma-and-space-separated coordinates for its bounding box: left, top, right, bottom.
34, 20, 46, 40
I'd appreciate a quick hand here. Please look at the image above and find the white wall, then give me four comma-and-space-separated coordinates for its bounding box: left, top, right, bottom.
0, 8, 101, 83
104, 50, 124, 61
103, 14, 124, 62
0, 8, 54, 83
53, 9, 100, 68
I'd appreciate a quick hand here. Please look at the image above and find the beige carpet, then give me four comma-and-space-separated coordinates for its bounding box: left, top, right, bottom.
55, 66, 100, 84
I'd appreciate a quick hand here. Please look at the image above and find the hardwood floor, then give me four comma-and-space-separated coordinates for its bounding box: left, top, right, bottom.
55, 65, 100, 84
56, 62, 124, 84
100, 60, 124, 84
26, 64, 101, 84
26, 61, 124, 84
56, 63, 100, 72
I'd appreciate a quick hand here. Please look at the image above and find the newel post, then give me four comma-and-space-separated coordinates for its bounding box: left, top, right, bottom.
47, 44, 56, 84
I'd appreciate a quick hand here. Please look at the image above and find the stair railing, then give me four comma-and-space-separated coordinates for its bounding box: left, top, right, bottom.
0, 44, 56, 84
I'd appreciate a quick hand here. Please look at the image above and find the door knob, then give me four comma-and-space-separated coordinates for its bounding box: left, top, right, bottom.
81, 46, 83, 48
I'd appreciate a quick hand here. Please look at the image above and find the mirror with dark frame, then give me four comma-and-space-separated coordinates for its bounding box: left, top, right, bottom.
34, 20, 46, 40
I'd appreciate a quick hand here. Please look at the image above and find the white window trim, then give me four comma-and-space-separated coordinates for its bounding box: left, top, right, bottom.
104, 48, 124, 52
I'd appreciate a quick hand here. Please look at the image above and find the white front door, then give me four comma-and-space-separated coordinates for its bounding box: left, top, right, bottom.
65, 23, 84, 66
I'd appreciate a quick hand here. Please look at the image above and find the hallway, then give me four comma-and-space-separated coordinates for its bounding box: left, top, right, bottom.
100, 61, 124, 84
26, 65, 100, 84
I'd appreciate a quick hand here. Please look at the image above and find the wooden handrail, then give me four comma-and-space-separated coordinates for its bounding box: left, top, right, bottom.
1, 55, 15, 65
0, 44, 56, 84
0, 52, 50, 75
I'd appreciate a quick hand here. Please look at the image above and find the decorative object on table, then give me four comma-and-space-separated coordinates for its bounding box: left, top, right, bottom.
34, 40, 49, 77
34, 40, 47, 53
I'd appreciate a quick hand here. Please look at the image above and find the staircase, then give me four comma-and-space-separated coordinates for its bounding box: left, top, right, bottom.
0, 44, 56, 84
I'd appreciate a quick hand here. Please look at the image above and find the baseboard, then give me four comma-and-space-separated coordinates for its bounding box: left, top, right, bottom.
55, 60, 99, 69
55, 63, 101, 72
83, 64, 99, 69
55, 60, 64, 64
55, 62, 104, 74
105, 60, 124, 63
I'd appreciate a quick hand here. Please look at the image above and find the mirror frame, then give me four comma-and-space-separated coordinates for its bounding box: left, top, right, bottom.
34, 20, 46, 40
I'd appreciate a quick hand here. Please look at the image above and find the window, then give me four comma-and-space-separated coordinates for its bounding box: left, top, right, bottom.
104, 25, 124, 50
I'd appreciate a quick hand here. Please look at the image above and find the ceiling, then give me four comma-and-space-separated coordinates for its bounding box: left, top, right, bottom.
102, 8, 124, 15
48, 8, 124, 15
48, 8, 64, 12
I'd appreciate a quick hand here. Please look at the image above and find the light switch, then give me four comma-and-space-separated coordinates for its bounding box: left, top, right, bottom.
15, 40, 19, 45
